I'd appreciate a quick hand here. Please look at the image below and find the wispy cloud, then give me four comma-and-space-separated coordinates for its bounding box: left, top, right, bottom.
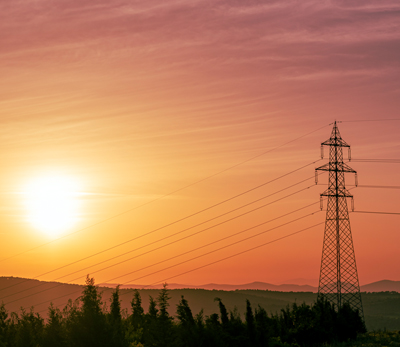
1, 0, 400, 173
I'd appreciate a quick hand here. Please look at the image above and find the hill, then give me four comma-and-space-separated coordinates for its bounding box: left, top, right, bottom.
99, 281, 318, 292
98, 279, 400, 293
361, 280, 400, 293
1, 277, 400, 331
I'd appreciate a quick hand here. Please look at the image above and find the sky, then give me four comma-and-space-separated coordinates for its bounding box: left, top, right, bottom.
1, 0, 400, 306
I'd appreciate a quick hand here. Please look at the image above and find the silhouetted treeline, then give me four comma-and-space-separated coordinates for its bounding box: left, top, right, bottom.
0, 276, 366, 347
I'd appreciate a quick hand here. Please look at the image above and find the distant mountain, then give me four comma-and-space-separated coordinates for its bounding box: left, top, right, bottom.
100, 279, 400, 293
99, 281, 318, 292
279, 278, 319, 286
195, 282, 318, 292
361, 280, 400, 292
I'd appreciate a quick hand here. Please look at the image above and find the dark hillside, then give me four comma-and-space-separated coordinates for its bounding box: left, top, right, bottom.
362, 280, 400, 293
1, 277, 399, 330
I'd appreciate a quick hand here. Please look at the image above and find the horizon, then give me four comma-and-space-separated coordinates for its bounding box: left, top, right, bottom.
1, 0, 400, 312
3, 275, 400, 289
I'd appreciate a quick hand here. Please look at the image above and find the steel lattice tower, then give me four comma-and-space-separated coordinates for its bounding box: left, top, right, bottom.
315, 121, 363, 316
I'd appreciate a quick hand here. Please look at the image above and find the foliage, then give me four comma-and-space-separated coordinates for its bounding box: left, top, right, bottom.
325, 330, 400, 346
0, 278, 371, 347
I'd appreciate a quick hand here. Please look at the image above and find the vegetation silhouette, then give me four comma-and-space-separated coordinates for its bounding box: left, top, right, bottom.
0, 276, 369, 346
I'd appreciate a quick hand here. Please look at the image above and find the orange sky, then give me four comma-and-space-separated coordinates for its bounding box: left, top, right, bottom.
1, 0, 400, 305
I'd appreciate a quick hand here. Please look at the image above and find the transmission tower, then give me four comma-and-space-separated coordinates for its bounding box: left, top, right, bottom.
315, 121, 364, 316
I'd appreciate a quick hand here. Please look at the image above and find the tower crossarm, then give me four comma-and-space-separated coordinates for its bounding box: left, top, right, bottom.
321, 138, 350, 148
315, 162, 356, 173
320, 121, 351, 148
320, 187, 353, 198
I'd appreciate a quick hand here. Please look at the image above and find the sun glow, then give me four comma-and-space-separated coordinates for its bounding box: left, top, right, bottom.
24, 174, 82, 237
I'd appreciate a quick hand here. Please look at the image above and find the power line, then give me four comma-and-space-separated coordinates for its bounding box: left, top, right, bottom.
74, 199, 321, 285
352, 211, 400, 215
331, 184, 400, 190
2, 120, 398, 312
0, 125, 329, 264
0, 160, 322, 295
350, 159, 400, 163
34, 214, 323, 313
8, 206, 320, 307
108, 211, 321, 287
356, 185, 400, 190
25, 189, 400, 312
3, 180, 319, 301
341, 119, 400, 123
52, 184, 316, 283
132, 221, 325, 293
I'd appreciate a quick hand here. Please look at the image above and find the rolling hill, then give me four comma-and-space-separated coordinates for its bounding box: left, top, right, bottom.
1, 277, 399, 331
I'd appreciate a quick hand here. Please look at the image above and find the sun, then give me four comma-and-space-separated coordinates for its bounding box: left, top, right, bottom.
24, 174, 81, 237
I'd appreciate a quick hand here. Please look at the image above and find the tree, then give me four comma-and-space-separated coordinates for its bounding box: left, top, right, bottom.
43, 304, 66, 347
81, 275, 102, 318
214, 297, 247, 347
245, 300, 256, 346
68, 275, 111, 347
337, 302, 366, 341
0, 303, 8, 347
255, 305, 271, 347
312, 297, 337, 344
110, 286, 122, 324
148, 296, 158, 319
142, 296, 158, 347
157, 283, 170, 322
131, 290, 144, 329
176, 296, 195, 326
215, 298, 229, 326
228, 307, 248, 347
15, 308, 44, 347
176, 296, 197, 347
156, 283, 174, 346
109, 286, 128, 347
